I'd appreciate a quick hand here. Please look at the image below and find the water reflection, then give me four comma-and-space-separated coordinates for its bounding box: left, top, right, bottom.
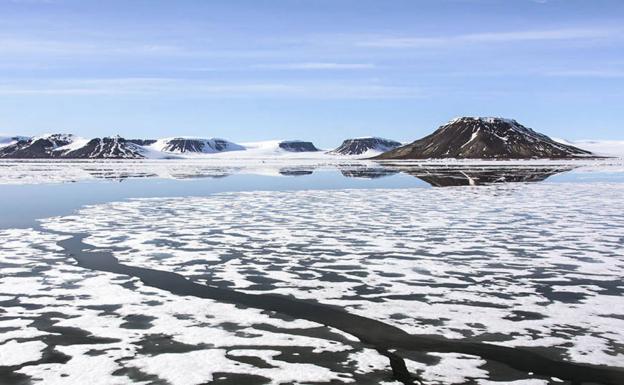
393, 166, 575, 186
0, 160, 578, 186
339, 167, 399, 179
279, 168, 314, 176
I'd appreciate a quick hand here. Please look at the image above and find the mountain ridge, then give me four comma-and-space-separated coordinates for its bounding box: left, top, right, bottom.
374, 117, 594, 160
1, 118, 616, 159
0, 135, 324, 159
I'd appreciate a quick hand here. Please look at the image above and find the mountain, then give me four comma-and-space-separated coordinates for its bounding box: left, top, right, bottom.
374, 117, 594, 159
151, 137, 245, 154
60, 136, 146, 159
330, 137, 402, 156
0, 135, 323, 159
127, 139, 157, 146
277, 140, 319, 152
0, 134, 76, 158
0, 134, 148, 159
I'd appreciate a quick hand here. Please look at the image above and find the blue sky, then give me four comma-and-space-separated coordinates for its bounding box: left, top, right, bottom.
0, 0, 622, 146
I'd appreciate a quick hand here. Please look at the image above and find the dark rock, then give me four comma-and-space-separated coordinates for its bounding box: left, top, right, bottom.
278, 141, 319, 152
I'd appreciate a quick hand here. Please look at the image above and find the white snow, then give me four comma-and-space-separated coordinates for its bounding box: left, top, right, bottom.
0, 340, 47, 366
52, 137, 90, 153
129, 349, 349, 385
461, 129, 480, 148
553, 138, 624, 157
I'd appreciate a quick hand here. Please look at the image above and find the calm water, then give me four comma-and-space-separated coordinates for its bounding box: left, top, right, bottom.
1, 159, 623, 229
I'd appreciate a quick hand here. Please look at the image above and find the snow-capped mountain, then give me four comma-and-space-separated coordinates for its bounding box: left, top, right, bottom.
0, 134, 76, 158
60, 136, 146, 159
0, 135, 324, 159
277, 140, 319, 152
0, 134, 147, 159
375, 117, 593, 159
151, 137, 245, 154
329, 137, 402, 156
0, 124, 614, 160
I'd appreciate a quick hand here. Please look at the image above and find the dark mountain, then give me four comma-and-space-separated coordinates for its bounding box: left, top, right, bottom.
330, 137, 402, 156
278, 141, 319, 152
62, 137, 145, 159
127, 139, 157, 146
374, 117, 593, 159
0, 134, 75, 158
0, 135, 149, 159
157, 138, 244, 153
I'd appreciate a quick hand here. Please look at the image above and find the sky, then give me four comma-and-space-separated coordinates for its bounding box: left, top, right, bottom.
0, 0, 623, 147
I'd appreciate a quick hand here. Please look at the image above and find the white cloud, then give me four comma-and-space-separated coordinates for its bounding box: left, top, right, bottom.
543, 69, 624, 78
253, 62, 375, 70
0, 37, 183, 56
358, 27, 619, 48
0, 78, 421, 99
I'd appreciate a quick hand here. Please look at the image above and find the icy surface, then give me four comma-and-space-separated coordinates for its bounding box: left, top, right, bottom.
0, 340, 46, 367
0, 228, 382, 384
2, 180, 624, 383
553, 138, 624, 157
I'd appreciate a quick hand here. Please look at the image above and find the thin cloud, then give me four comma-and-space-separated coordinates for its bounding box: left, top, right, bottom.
253, 62, 375, 70
0, 37, 185, 56
0, 78, 422, 99
358, 27, 619, 48
544, 69, 624, 78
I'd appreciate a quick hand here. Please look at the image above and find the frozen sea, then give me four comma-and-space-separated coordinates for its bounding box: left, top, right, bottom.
1, 158, 624, 385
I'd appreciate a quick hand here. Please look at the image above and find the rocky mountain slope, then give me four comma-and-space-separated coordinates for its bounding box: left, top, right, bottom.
330, 137, 402, 156
0, 134, 77, 158
375, 117, 593, 159
151, 138, 245, 154
60, 137, 146, 159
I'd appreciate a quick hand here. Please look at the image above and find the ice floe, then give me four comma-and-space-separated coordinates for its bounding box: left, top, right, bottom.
2, 182, 623, 384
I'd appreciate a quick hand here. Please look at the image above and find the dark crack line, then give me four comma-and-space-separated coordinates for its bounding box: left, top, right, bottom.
53, 232, 624, 385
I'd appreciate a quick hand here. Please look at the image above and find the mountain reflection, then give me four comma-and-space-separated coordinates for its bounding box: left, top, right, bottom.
0, 160, 575, 186
396, 166, 574, 187
339, 167, 399, 179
